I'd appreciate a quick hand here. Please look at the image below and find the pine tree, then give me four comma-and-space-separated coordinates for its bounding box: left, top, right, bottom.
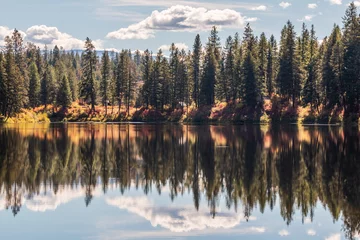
225, 36, 235, 102
80, 38, 97, 112
28, 61, 41, 108
169, 44, 180, 108
11, 29, 28, 108
57, 75, 72, 108
0, 53, 6, 116
242, 23, 261, 108
266, 35, 277, 97
150, 49, 164, 109
200, 26, 220, 105
342, 2, 360, 117
192, 34, 202, 107
141, 49, 152, 107
302, 25, 320, 110
233, 32, 243, 102
100, 51, 111, 115
53, 45, 60, 65
68, 70, 78, 102
258, 33, 268, 97
134, 50, 141, 66
40, 64, 56, 109
125, 52, 137, 114
277, 21, 302, 107
159, 57, 171, 110
322, 25, 342, 108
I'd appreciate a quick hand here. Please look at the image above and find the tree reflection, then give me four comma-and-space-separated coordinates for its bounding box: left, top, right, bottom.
0, 124, 360, 238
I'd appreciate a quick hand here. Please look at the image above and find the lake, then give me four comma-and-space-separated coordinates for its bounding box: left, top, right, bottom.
0, 123, 359, 240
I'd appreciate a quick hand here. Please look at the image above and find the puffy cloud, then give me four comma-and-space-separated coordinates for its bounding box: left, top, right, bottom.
0, 26, 26, 46
25, 25, 103, 49
279, 2, 291, 9
158, 43, 188, 51
25, 186, 85, 212
298, 15, 315, 22
106, 5, 246, 40
354, 1, 360, 7
308, 3, 318, 9
251, 5, 267, 11
279, 229, 290, 236
329, 0, 342, 5
245, 17, 258, 22
325, 233, 341, 240
307, 229, 316, 236
106, 196, 260, 233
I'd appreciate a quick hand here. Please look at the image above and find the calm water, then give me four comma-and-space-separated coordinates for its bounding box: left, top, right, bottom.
0, 123, 359, 240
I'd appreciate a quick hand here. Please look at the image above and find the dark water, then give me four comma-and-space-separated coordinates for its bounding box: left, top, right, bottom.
0, 123, 359, 240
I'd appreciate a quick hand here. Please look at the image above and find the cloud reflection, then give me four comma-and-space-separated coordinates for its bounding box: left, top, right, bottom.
106, 196, 263, 233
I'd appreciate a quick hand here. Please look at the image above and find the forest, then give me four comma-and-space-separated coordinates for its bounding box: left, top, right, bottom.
1, 3, 360, 123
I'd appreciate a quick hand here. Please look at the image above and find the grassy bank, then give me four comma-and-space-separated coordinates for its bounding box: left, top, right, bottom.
0, 100, 352, 124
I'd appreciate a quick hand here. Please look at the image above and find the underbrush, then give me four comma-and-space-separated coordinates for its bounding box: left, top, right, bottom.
1, 99, 356, 125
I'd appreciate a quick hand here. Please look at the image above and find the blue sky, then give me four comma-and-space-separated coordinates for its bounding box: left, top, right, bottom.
0, 0, 358, 53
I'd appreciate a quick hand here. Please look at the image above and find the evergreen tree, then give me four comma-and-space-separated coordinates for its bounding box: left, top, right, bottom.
200, 26, 220, 105
28, 62, 41, 108
0, 53, 6, 116
192, 34, 202, 107
68, 70, 78, 102
79, 38, 97, 112
242, 23, 261, 108
141, 49, 152, 107
125, 52, 137, 114
322, 25, 342, 108
258, 33, 268, 97
302, 25, 320, 110
1, 36, 25, 117
266, 35, 277, 97
11, 29, 28, 108
233, 32, 243, 102
40, 64, 56, 109
100, 51, 111, 115
169, 44, 180, 108
342, 2, 360, 117
277, 21, 302, 107
57, 75, 72, 108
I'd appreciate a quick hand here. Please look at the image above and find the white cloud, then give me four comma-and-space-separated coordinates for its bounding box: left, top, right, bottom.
245, 17, 259, 22
354, 1, 360, 7
305, 15, 315, 21
25, 186, 85, 212
304, 217, 312, 224
158, 43, 188, 51
298, 15, 315, 22
251, 5, 267, 11
106, 5, 246, 40
307, 229, 316, 236
329, 0, 342, 5
106, 196, 261, 233
103, 0, 261, 10
279, 229, 290, 236
325, 233, 341, 240
308, 3, 318, 9
279, 2, 291, 9
0, 26, 26, 46
25, 25, 103, 50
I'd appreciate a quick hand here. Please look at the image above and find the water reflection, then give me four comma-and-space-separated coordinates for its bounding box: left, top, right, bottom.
0, 124, 359, 239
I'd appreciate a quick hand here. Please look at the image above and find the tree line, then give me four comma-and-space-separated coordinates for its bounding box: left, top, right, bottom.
1, 3, 360, 121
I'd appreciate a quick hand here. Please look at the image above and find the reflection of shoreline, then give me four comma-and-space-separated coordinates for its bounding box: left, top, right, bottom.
0, 124, 359, 239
